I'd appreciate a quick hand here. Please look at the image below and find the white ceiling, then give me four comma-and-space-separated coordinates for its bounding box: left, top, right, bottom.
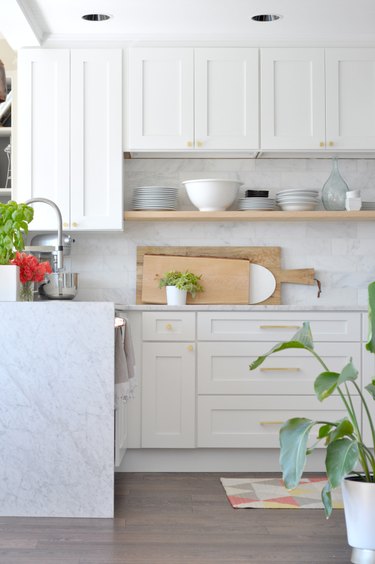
4, 0, 375, 46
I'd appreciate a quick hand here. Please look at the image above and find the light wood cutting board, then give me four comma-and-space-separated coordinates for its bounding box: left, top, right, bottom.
142, 254, 250, 304
137, 246, 316, 305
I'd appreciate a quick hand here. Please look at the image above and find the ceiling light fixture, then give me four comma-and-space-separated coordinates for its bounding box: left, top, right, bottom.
82, 14, 111, 21
251, 14, 282, 22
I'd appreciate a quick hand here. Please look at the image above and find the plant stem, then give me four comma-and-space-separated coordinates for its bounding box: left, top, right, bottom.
352, 380, 375, 452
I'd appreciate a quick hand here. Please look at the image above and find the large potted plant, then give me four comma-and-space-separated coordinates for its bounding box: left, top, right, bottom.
0, 201, 34, 300
158, 270, 203, 305
249, 282, 375, 563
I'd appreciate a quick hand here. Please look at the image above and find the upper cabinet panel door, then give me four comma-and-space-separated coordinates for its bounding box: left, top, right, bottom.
261, 48, 325, 150
195, 48, 259, 150
326, 48, 375, 150
129, 48, 194, 150
17, 49, 71, 230
70, 50, 123, 230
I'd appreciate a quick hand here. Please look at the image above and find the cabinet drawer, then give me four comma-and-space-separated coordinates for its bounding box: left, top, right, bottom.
198, 342, 361, 395
197, 395, 361, 448
197, 312, 360, 342
142, 312, 195, 341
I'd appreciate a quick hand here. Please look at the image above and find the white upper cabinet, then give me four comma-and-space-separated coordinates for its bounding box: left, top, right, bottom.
129, 48, 194, 150
17, 49, 123, 231
261, 48, 326, 150
194, 48, 259, 150
326, 48, 375, 151
128, 47, 259, 151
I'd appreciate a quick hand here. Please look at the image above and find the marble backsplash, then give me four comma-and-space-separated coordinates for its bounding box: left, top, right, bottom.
68, 157, 375, 307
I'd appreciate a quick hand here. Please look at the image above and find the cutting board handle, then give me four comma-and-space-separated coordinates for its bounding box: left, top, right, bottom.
279, 268, 315, 285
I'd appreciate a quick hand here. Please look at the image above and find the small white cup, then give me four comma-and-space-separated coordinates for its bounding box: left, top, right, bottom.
346, 190, 361, 199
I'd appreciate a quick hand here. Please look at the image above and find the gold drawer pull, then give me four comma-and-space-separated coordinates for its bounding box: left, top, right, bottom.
259, 325, 301, 330
260, 421, 284, 426
187, 344, 194, 352
260, 367, 301, 372
319, 141, 325, 147
165, 323, 173, 330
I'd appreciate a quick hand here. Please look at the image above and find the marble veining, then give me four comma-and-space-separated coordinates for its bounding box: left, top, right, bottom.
0, 302, 115, 518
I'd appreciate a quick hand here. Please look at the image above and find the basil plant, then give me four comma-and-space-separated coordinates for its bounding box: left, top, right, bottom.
249, 281, 375, 518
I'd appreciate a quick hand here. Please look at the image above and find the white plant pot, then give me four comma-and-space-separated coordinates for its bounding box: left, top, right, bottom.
0, 264, 20, 301
342, 476, 375, 551
166, 286, 187, 306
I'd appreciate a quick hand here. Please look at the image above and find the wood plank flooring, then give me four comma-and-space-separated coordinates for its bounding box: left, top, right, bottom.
0, 473, 351, 563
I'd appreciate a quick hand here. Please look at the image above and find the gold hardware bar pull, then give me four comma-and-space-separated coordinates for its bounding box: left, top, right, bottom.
259, 325, 301, 330
260, 367, 301, 372
260, 421, 284, 425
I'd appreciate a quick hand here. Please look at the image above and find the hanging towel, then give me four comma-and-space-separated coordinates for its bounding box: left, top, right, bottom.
0, 60, 6, 103
115, 317, 136, 405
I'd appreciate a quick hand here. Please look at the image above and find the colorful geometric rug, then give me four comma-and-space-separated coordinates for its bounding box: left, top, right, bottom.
220, 477, 343, 509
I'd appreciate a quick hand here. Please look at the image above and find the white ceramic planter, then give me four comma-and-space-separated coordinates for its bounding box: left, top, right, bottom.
0, 265, 20, 301
166, 286, 187, 306
342, 476, 375, 551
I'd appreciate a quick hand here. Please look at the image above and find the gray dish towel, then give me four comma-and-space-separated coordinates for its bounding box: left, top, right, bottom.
115, 318, 136, 384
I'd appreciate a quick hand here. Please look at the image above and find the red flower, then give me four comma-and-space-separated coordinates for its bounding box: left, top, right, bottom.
10, 252, 52, 284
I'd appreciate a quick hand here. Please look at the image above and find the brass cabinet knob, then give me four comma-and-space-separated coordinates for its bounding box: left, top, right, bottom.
328, 141, 334, 147
196, 140, 203, 148
72, 222, 78, 228
319, 141, 325, 147
165, 323, 173, 330
63, 222, 68, 228
186, 141, 193, 148
187, 344, 194, 352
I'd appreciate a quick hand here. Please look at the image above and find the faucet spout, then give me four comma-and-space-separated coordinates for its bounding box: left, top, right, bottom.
25, 198, 64, 270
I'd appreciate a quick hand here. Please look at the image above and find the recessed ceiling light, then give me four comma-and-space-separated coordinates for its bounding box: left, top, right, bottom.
251, 14, 282, 22
82, 14, 111, 21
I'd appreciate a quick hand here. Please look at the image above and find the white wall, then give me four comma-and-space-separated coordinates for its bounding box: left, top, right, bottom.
70, 157, 375, 306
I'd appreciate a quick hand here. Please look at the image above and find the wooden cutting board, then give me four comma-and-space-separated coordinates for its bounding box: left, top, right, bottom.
142, 254, 250, 304
137, 246, 316, 305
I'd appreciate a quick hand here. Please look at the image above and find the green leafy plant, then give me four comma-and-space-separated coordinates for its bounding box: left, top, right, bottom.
249, 281, 375, 518
158, 270, 204, 298
0, 201, 34, 265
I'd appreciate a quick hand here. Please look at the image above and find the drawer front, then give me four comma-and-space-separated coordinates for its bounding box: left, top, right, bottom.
198, 342, 361, 395
197, 395, 361, 448
197, 312, 361, 342
142, 312, 195, 341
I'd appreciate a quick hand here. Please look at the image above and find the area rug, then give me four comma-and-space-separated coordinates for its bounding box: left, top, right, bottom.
220, 477, 343, 509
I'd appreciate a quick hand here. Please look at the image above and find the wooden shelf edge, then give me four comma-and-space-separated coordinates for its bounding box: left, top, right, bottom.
124, 210, 375, 222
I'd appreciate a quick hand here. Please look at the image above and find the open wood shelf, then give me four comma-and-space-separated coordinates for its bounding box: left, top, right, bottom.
124, 210, 375, 222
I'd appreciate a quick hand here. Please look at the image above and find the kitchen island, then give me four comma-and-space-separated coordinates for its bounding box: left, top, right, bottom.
0, 302, 115, 518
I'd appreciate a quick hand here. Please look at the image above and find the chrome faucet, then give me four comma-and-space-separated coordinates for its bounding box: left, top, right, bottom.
25, 198, 64, 270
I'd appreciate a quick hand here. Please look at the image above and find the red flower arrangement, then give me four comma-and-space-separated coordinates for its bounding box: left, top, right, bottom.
10, 252, 52, 284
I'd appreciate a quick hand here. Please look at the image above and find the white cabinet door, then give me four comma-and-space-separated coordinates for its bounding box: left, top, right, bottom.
129, 48, 194, 150
261, 48, 325, 150
326, 48, 375, 150
142, 342, 195, 448
17, 49, 71, 230
70, 50, 123, 230
17, 49, 123, 232
195, 48, 259, 150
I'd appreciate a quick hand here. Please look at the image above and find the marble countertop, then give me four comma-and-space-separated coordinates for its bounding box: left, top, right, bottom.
116, 303, 367, 312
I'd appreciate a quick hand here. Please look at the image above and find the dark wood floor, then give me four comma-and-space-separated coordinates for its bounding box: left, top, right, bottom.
0, 473, 351, 563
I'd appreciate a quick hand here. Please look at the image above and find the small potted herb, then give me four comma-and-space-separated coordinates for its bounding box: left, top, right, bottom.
158, 270, 203, 305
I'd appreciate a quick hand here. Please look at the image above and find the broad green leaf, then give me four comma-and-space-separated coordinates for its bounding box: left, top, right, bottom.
365, 381, 375, 400
314, 372, 339, 401
327, 419, 354, 443
280, 417, 316, 490
318, 424, 334, 439
337, 360, 358, 386
321, 482, 333, 518
366, 281, 375, 354
326, 438, 359, 489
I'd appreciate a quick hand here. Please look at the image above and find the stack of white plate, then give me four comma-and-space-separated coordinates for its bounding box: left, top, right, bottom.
361, 202, 375, 210
132, 186, 178, 210
238, 198, 276, 211
276, 189, 320, 211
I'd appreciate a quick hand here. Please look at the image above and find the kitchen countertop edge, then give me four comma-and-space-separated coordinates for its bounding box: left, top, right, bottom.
116, 304, 367, 312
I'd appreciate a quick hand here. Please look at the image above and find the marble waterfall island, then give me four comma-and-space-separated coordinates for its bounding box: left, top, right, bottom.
0, 302, 114, 518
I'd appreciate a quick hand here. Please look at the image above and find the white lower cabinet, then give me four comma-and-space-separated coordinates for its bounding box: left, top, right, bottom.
141, 342, 195, 448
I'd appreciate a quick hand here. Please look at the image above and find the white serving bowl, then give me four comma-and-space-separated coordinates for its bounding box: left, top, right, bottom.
182, 179, 242, 211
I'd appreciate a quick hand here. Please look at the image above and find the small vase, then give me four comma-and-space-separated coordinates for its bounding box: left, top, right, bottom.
322, 157, 349, 211
166, 286, 187, 305
20, 281, 34, 302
